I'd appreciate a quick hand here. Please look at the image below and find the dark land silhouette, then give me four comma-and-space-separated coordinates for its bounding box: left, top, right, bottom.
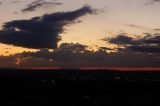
0, 69, 160, 105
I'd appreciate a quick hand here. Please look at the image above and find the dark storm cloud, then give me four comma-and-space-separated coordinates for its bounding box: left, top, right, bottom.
22, 0, 63, 12
0, 6, 96, 49
107, 34, 160, 53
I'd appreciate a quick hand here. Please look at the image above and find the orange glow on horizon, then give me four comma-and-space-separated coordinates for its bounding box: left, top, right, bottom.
26, 67, 160, 71
81, 67, 160, 71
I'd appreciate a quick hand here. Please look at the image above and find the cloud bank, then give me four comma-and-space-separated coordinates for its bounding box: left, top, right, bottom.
107, 33, 160, 53
1, 42, 160, 68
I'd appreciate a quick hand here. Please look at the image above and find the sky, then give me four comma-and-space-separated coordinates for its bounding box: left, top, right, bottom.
0, 0, 160, 69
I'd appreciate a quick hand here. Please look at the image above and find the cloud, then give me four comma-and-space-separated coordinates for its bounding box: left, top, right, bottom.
106, 34, 160, 53
125, 24, 153, 31
0, 6, 96, 49
10, 1, 21, 4
99, 47, 114, 51
22, 0, 63, 12
106, 34, 137, 45
11, 43, 109, 68
145, 0, 160, 5
154, 29, 160, 31
128, 45, 160, 53
21, 43, 107, 61
1, 43, 160, 68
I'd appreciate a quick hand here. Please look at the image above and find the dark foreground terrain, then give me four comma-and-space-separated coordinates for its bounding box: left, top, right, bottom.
0, 69, 160, 105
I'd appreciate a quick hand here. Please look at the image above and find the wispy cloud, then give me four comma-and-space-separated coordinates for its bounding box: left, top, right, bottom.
22, 0, 63, 12
145, 0, 160, 5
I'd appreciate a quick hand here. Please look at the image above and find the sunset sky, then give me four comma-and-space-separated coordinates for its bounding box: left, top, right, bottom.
0, 0, 160, 68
